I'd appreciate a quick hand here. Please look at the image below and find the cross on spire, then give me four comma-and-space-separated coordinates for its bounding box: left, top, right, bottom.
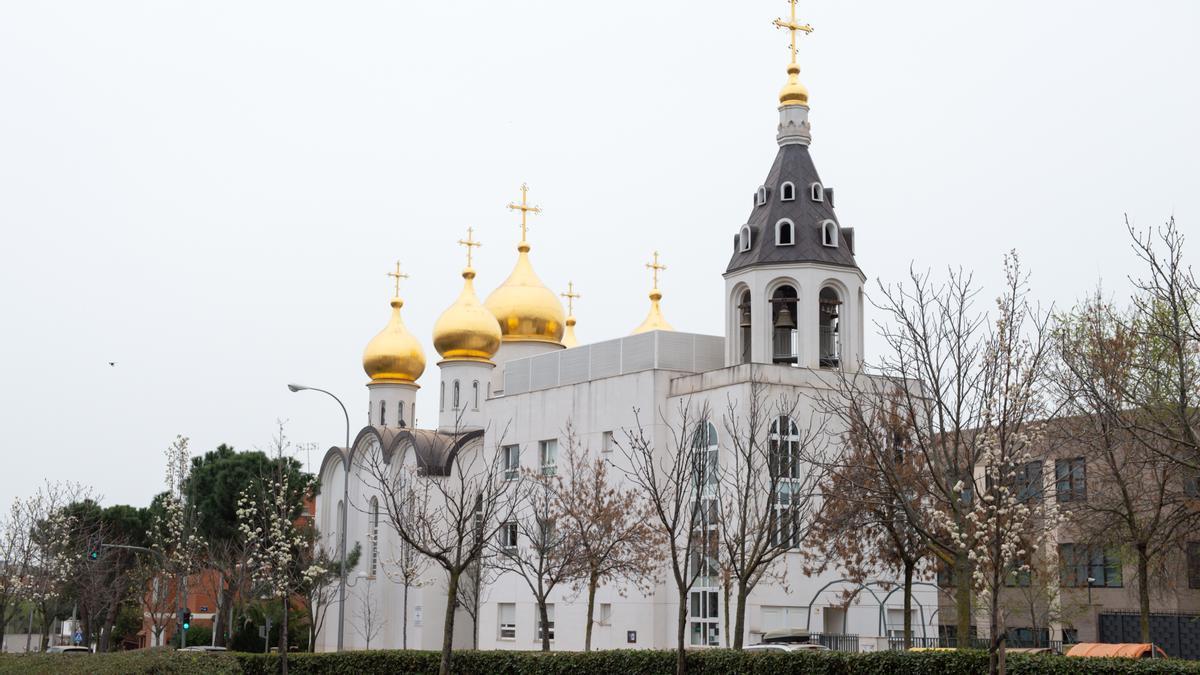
646, 251, 667, 289
773, 0, 813, 65
386, 261, 409, 298
457, 227, 482, 268
561, 281, 580, 315
506, 182, 543, 242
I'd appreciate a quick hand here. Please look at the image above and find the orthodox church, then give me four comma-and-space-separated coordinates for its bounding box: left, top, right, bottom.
315, 5, 938, 653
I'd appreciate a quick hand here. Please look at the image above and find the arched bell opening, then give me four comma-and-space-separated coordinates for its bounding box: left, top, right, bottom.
771, 285, 799, 366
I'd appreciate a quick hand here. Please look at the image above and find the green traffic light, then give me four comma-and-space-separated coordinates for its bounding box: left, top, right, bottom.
182, 623, 190, 631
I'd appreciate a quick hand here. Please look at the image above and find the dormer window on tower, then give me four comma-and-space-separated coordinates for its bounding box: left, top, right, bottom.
739, 225, 753, 252
781, 182, 796, 201
821, 220, 838, 247
755, 186, 768, 206
810, 182, 824, 202
775, 219, 794, 246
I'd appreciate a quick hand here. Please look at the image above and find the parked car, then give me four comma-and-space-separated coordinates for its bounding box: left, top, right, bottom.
179, 645, 228, 652
45, 646, 89, 654
745, 643, 831, 652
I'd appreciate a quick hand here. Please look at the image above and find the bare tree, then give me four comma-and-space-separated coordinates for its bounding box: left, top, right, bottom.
360, 424, 521, 675
617, 402, 709, 675
492, 467, 580, 652
552, 426, 660, 651
377, 508, 427, 649
1053, 290, 1194, 642
351, 578, 385, 649
715, 379, 828, 648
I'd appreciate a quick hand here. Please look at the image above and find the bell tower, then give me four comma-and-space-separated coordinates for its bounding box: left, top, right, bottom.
723, 1, 864, 372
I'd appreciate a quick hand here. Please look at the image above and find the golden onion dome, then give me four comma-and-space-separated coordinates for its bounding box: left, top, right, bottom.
484, 242, 565, 343
363, 297, 426, 384
779, 62, 809, 107
632, 288, 675, 334
433, 268, 502, 361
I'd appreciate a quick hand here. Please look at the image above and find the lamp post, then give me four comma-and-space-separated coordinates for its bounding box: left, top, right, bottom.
288, 383, 351, 652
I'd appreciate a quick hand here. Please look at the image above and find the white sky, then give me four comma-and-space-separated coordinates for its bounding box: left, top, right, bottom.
1, 1, 1196, 509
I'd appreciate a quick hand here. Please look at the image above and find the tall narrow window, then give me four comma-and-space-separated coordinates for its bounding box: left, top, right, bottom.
819, 287, 841, 369
440, 382, 445, 411
775, 219, 794, 246
379, 400, 386, 427
810, 182, 824, 202
1055, 457, 1086, 502
369, 496, 379, 576
738, 291, 752, 364
472, 381, 480, 409
822, 220, 839, 247
771, 285, 799, 365
398, 401, 405, 428
539, 439, 558, 476
452, 380, 460, 409
502, 445, 520, 481
536, 604, 556, 641
769, 416, 802, 548
498, 603, 516, 640
336, 500, 345, 559
781, 182, 796, 201
1188, 542, 1200, 589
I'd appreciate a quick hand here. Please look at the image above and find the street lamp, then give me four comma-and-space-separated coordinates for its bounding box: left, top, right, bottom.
288, 383, 351, 652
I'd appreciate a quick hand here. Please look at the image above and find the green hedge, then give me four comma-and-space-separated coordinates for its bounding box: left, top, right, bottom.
4, 648, 1200, 675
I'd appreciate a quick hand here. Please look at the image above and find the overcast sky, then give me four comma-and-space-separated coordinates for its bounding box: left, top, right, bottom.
1, 1, 1196, 510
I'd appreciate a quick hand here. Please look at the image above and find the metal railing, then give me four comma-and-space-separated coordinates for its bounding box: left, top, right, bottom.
809, 633, 859, 653
886, 636, 1064, 653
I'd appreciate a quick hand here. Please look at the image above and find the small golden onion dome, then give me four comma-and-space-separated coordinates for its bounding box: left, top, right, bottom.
561, 316, 578, 348
484, 242, 565, 343
363, 297, 426, 384
779, 63, 809, 107
433, 268, 502, 361
632, 289, 675, 334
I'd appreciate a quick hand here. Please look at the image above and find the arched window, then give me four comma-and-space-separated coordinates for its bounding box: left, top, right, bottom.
691, 421, 720, 492
781, 182, 796, 201
398, 401, 406, 428
821, 220, 838, 248
755, 186, 768, 206
472, 381, 480, 409
739, 225, 752, 252
738, 290, 752, 364
769, 416, 802, 548
440, 381, 445, 411
379, 400, 386, 427
810, 182, 824, 202
770, 285, 799, 366
775, 219, 794, 246
819, 287, 842, 369
369, 496, 380, 577
453, 380, 461, 409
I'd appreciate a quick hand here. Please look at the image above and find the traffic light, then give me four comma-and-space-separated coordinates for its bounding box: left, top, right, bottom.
86, 538, 102, 561
182, 610, 191, 631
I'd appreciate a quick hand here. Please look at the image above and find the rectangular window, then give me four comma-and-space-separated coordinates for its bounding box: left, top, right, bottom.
536, 604, 555, 642
688, 590, 720, 646
1013, 460, 1044, 503
1055, 457, 1087, 503
1059, 543, 1121, 587
936, 558, 956, 588
502, 445, 520, 481
1062, 628, 1079, 645
499, 521, 518, 550
539, 439, 558, 476
1190, 542, 1200, 590
771, 482, 799, 548
598, 603, 613, 626
601, 431, 614, 454
498, 603, 516, 640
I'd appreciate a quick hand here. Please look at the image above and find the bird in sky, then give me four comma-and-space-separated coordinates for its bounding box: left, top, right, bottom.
108, 362, 117, 367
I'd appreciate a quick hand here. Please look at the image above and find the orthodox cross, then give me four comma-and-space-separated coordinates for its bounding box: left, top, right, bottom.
772, 0, 813, 64
387, 261, 408, 297
645, 251, 666, 288
506, 182, 543, 241
561, 281, 580, 315
457, 227, 482, 267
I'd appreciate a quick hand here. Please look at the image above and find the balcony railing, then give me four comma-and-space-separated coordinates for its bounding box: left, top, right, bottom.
885, 636, 1063, 653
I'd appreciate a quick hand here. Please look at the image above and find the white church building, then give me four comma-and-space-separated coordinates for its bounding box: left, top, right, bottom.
314, 8, 939, 653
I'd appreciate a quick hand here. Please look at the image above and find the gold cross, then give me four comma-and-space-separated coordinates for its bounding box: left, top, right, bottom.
457, 227, 482, 267
386, 261, 409, 297
645, 251, 666, 289
506, 182, 543, 242
773, 0, 813, 65
561, 281, 580, 315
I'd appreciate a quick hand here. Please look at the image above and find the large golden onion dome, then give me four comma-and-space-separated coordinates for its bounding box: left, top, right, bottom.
484, 241, 565, 344
779, 62, 809, 107
363, 297, 426, 384
433, 267, 502, 361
